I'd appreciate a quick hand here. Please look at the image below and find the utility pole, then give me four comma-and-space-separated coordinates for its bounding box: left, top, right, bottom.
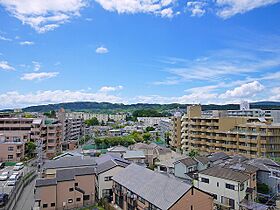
36, 139, 43, 178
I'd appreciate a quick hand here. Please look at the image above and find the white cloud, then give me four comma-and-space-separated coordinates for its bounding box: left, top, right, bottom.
94, 0, 177, 17
215, 0, 280, 18
0, 35, 12, 41
21, 72, 59, 81
99, 85, 123, 92
186, 1, 206, 17
19, 41, 34, 45
0, 90, 124, 109
0, 0, 88, 33
96, 46, 109, 54
0, 61, 15, 71
219, 81, 264, 99
32, 61, 41, 71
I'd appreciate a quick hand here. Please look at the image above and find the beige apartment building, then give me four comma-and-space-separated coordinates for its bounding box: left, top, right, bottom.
169, 112, 182, 149
181, 105, 280, 158
0, 134, 25, 162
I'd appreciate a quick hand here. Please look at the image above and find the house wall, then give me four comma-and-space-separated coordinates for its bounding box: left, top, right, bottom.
36, 185, 57, 210
170, 188, 213, 210
97, 166, 125, 199
196, 174, 249, 210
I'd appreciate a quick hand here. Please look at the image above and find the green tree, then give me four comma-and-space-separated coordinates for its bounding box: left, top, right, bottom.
189, 149, 199, 158
25, 142, 36, 158
142, 133, 152, 142
145, 126, 155, 132
130, 131, 143, 142
85, 117, 99, 126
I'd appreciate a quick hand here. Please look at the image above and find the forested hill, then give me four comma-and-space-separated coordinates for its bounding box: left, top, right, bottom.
1, 101, 278, 113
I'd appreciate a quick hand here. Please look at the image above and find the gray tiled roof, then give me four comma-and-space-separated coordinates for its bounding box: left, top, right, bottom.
123, 150, 145, 159
43, 156, 97, 169
200, 166, 250, 183
113, 164, 192, 210
96, 159, 130, 175
208, 152, 229, 162
195, 156, 210, 165
175, 157, 197, 167
35, 178, 57, 187
56, 167, 95, 182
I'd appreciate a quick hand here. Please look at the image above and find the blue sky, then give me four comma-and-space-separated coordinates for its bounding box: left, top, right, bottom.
0, 0, 280, 108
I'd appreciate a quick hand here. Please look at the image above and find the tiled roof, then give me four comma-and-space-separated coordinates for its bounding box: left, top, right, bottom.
175, 157, 197, 167
200, 166, 250, 183
35, 179, 57, 187
195, 156, 210, 165
113, 164, 192, 210
96, 159, 130, 175
123, 150, 145, 159
208, 152, 229, 162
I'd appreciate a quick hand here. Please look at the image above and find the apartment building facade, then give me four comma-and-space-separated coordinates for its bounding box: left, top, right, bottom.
0, 134, 25, 162
169, 112, 182, 149
181, 105, 280, 158
112, 164, 214, 210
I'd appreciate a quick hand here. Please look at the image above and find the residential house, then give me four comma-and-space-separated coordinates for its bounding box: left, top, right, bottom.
123, 150, 146, 165
112, 164, 214, 210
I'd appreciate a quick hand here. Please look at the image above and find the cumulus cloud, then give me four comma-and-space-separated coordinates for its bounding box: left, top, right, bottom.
96, 46, 109, 54
186, 1, 206, 17
21, 72, 59, 81
19, 41, 34, 45
94, 0, 177, 17
219, 81, 265, 99
99, 85, 123, 92
0, 0, 88, 33
0, 90, 124, 109
0, 61, 15, 71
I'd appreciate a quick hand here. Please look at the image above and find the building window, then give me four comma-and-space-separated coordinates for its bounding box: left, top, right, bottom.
83, 195, 90, 200
51, 203, 55, 207
213, 194, 217, 200
191, 188, 194, 195
75, 183, 78, 187
225, 183, 235, 190
69, 188, 74, 192
68, 199, 73, 203
240, 183, 245, 191
43, 204, 48, 208
217, 182, 219, 187
139, 196, 145, 204
8, 147, 14, 151
104, 176, 113, 181
148, 203, 160, 210
201, 177, 209, 184
191, 205, 193, 210
8, 155, 13, 160
76, 198, 81, 202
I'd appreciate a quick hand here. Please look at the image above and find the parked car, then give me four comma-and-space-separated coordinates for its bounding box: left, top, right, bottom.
0, 172, 10, 181
7, 175, 18, 186
0, 193, 8, 206
0, 162, 4, 169
12, 171, 23, 179
13, 162, 24, 171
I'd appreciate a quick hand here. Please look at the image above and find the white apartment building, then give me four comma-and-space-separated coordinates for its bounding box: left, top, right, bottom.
137, 117, 170, 126
65, 112, 126, 123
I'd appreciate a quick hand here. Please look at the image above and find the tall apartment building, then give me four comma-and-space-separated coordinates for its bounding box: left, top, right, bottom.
57, 109, 84, 142
169, 112, 182, 149
181, 105, 280, 158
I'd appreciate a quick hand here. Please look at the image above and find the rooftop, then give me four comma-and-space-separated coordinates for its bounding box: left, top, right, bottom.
123, 150, 145, 159
113, 164, 192, 210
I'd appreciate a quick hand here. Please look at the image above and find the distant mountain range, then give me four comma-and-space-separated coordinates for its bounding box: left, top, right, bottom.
1, 101, 280, 113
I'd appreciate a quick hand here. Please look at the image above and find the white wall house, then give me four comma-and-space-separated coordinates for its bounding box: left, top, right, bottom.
195, 167, 250, 210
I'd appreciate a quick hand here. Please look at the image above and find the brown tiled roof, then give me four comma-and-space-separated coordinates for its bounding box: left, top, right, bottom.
200, 166, 250, 183
177, 157, 197, 167
195, 156, 210, 165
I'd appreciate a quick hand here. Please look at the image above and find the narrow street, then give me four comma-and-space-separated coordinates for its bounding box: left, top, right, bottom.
14, 178, 36, 210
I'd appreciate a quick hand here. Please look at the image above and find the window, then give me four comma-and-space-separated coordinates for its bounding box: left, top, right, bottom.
191, 188, 194, 195
76, 198, 81, 202
240, 183, 244, 191
104, 176, 113, 181
217, 182, 219, 187
201, 177, 209, 184
8, 155, 13, 160
102, 189, 112, 198
68, 199, 73, 203
191, 205, 193, 210
225, 183, 235, 190
148, 204, 160, 210
69, 188, 74, 192
8, 147, 14, 151
229, 198, 235, 209
43, 204, 48, 208
83, 195, 90, 200
213, 194, 217, 200
51, 203, 55, 207
75, 183, 78, 187
139, 196, 145, 204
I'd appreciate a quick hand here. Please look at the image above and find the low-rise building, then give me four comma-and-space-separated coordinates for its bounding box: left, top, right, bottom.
0, 134, 24, 162
123, 150, 146, 165
112, 164, 214, 210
